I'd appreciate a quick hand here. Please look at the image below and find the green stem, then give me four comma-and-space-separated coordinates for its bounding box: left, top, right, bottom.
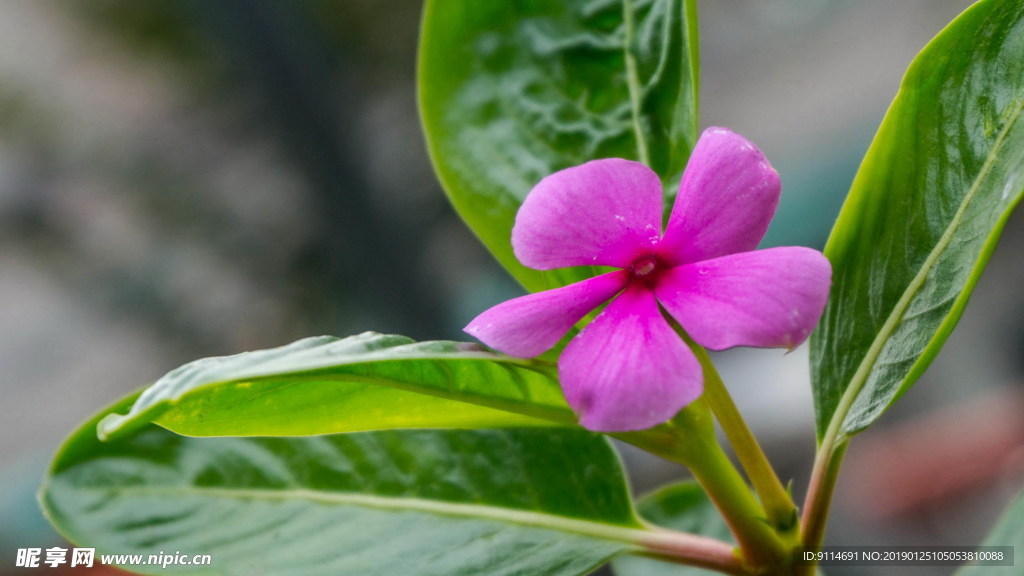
799, 353, 857, 573
690, 434, 788, 569
692, 344, 800, 534
636, 530, 747, 576
799, 436, 848, 574
619, 400, 788, 571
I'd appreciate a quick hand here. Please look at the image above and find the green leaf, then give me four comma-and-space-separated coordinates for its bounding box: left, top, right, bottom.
419, 0, 700, 292
612, 482, 732, 576
954, 490, 1024, 575
810, 0, 1024, 442
42, 395, 646, 576
98, 333, 575, 440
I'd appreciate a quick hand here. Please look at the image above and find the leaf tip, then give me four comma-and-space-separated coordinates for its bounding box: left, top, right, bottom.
96, 413, 128, 442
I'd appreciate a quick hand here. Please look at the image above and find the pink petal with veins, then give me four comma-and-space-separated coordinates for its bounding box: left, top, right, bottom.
656, 247, 831, 351
465, 270, 629, 358
513, 159, 663, 270
658, 127, 780, 265
559, 285, 703, 431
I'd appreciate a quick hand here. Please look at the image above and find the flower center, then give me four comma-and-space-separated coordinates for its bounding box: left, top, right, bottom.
629, 255, 662, 283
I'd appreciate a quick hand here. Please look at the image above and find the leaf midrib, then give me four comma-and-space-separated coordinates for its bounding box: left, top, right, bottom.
212, 370, 570, 419
152, 372, 575, 434
824, 91, 1024, 445
622, 0, 650, 167
64, 483, 647, 548
104, 357, 569, 438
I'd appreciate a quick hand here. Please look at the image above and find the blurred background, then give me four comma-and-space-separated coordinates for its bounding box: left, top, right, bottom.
1, 1, 1022, 575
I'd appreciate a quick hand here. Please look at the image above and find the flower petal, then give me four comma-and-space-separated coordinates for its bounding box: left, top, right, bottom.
513, 159, 663, 269
656, 247, 832, 350
658, 127, 781, 265
465, 271, 629, 358
559, 285, 703, 432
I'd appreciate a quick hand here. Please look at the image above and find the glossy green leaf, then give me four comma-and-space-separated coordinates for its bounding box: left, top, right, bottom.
810, 0, 1024, 441
954, 490, 1023, 575
42, 395, 647, 576
98, 332, 574, 440
419, 0, 699, 292
612, 482, 732, 576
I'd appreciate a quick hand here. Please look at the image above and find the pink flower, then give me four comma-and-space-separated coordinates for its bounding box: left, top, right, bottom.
466, 127, 831, 432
